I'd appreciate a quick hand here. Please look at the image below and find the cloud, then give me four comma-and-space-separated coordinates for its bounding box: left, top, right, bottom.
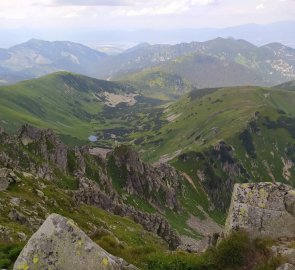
256, 4, 265, 9
52, 0, 133, 6
52, 0, 218, 8
113, 0, 218, 16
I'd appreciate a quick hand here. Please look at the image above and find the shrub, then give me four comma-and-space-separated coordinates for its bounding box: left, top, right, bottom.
254, 256, 285, 270
0, 243, 23, 269
214, 230, 251, 269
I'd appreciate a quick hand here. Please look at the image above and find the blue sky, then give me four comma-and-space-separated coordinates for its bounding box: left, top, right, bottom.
0, 0, 294, 30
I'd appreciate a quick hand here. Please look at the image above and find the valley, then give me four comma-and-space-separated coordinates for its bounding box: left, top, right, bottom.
0, 37, 295, 270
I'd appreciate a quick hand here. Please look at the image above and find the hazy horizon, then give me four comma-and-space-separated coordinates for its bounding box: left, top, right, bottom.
0, 0, 295, 49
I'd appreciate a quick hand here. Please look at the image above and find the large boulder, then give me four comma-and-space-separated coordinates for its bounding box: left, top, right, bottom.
225, 182, 295, 239
14, 213, 138, 270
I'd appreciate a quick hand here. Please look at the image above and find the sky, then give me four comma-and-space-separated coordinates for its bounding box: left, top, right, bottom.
0, 0, 294, 30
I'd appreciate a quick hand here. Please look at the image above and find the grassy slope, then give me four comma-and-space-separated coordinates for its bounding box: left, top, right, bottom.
0, 72, 168, 147
139, 86, 295, 216
142, 86, 295, 163
118, 69, 195, 100
0, 71, 135, 143
0, 175, 167, 269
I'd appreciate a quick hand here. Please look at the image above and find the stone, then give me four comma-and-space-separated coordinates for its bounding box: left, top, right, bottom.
225, 182, 295, 239
17, 232, 27, 241
276, 263, 295, 270
36, 189, 45, 198
0, 168, 21, 191
10, 197, 21, 206
14, 213, 138, 270
8, 209, 30, 226
272, 246, 295, 265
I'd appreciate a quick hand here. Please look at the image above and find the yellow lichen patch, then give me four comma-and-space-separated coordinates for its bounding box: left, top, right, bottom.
247, 190, 254, 201
241, 183, 250, 188
33, 255, 39, 264
258, 188, 268, 208
17, 262, 29, 270
239, 207, 248, 220
102, 257, 109, 266
67, 219, 77, 228
78, 240, 84, 246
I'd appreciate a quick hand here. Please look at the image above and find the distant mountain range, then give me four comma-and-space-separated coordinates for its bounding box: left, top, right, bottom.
1, 37, 295, 90
1, 21, 295, 48
0, 39, 107, 85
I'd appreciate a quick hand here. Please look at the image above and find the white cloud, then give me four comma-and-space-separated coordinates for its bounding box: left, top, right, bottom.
0, 0, 294, 30
256, 4, 265, 9
113, 0, 217, 16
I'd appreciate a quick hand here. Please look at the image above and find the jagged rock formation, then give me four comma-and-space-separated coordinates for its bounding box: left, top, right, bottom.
0, 124, 181, 248
110, 146, 183, 211
225, 182, 295, 239
18, 124, 68, 175
14, 214, 138, 270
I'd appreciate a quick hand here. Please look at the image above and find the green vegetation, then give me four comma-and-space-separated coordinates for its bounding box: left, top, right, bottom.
120, 69, 195, 100
0, 174, 167, 269
0, 243, 23, 269
144, 231, 280, 270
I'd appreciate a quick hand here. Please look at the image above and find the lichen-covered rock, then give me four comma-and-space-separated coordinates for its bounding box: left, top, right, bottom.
14, 214, 138, 270
225, 182, 295, 239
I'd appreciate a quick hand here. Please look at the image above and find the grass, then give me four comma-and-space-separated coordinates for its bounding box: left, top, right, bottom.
0, 243, 24, 270
143, 231, 282, 270
0, 173, 168, 269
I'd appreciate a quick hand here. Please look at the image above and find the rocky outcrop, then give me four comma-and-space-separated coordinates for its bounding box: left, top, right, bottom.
14, 214, 138, 270
0, 125, 182, 248
110, 146, 183, 211
73, 176, 181, 249
225, 182, 295, 239
18, 124, 68, 173
0, 168, 21, 191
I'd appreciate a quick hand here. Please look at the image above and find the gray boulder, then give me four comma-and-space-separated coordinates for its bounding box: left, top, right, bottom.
225, 182, 295, 239
14, 213, 138, 270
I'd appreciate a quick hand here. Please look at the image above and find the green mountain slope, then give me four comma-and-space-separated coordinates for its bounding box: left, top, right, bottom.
138, 85, 295, 210
108, 38, 295, 87
0, 72, 166, 145
0, 39, 107, 84
119, 70, 196, 100
274, 80, 295, 91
